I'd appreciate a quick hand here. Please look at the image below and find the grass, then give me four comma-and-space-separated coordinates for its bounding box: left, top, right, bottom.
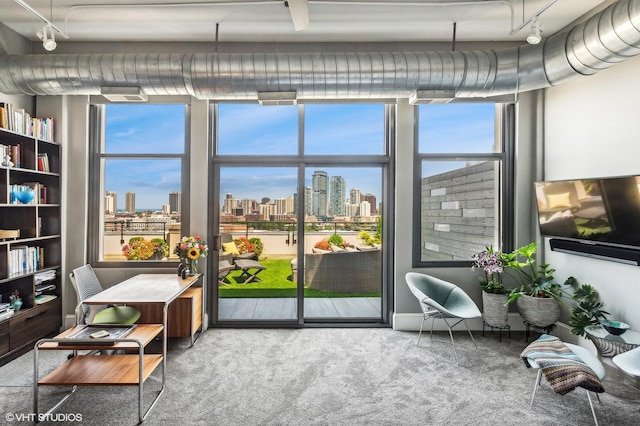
218, 258, 380, 298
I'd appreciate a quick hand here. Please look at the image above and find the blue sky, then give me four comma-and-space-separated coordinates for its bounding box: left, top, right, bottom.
105, 102, 492, 209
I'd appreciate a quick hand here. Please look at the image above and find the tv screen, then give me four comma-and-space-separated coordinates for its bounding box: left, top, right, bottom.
535, 175, 640, 249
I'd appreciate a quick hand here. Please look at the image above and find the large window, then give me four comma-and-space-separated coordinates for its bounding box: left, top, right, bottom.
414, 103, 513, 266
90, 103, 187, 263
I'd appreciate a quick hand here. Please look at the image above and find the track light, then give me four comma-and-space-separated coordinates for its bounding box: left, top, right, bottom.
527, 18, 542, 45
37, 25, 57, 51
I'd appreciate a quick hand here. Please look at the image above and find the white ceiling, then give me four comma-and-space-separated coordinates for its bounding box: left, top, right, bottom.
0, 0, 609, 45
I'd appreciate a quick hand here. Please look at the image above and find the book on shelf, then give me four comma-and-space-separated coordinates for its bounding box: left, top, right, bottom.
0, 102, 54, 141
34, 270, 57, 283
64, 324, 137, 345
37, 153, 49, 172
35, 294, 57, 305
9, 245, 43, 275
22, 182, 47, 204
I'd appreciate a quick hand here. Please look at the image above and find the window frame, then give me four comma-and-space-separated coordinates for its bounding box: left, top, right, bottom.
87, 102, 190, 266
412, 102, 514, 267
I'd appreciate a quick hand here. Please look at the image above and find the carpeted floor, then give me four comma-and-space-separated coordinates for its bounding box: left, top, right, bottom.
1, 328, 639, 425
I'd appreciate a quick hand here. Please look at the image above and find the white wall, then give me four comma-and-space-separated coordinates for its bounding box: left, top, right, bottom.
544, 55, 640, 334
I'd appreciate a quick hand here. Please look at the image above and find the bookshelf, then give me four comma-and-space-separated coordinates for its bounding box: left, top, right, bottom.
0, 126, 61, 366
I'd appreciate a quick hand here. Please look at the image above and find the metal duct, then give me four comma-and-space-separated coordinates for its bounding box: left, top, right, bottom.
0, 0, 639, 99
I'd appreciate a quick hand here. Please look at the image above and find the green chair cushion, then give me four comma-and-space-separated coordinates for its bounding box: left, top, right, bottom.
93, 306, 141, 325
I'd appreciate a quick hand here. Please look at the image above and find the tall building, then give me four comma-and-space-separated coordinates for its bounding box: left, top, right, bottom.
364, 193, 378, 214
330, 176, 346, 216
105, 191, 117, 214
312, 171, 328, 219
223, 193, 239, 214
169, 191, 181, 213
304, 186, 313, 215
359, 200, 371, 217
350, 188, 362, 205
125, 192, 136, 213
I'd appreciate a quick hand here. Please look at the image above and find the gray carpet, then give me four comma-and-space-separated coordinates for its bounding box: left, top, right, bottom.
1, 328, 639, 425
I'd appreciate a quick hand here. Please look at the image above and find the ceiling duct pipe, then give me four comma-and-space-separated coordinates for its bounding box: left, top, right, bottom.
0, 0, 639, 99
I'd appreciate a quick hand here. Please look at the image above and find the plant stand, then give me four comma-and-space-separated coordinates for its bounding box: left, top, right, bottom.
482, 321, 511, 342
524, 320, 555, 342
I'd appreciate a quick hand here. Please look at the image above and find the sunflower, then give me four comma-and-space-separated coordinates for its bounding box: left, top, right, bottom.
187, 247, 201, 259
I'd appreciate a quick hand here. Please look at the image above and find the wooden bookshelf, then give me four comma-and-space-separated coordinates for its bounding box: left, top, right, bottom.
0, 126, 61, 366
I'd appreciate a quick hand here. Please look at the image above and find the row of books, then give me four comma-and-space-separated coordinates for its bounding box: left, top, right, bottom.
0, 102, 54, 141
9, 245, 44, 275
38, 153, 50, 172
10, 183, 48, 204
0, 143, 21, 167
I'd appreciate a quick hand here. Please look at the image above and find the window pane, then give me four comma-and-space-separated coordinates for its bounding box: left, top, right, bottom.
217, 104, 298, 155
420, 160, 500, 262
418, 103, 496, 153
102, 159, 182, 261
105, 104, 185, 154
305, 104, 384, 155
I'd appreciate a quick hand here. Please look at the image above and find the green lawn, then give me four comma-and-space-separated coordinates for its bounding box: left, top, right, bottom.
218, 258, 380, 298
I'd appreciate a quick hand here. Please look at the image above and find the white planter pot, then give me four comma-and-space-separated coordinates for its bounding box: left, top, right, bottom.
482, 291, 509, 328
516, 294, 560, 328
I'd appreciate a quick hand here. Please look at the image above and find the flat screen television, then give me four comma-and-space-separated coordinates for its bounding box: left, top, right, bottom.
534, 175, 640, 251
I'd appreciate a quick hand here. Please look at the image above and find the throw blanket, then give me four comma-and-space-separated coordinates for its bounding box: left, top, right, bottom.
521, 334, 605, 395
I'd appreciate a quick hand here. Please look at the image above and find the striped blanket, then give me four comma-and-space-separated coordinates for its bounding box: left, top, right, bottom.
521, 334, 605, 395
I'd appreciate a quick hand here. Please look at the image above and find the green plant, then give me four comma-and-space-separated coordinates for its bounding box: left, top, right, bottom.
150, 238, 169, 257
122, 237, 155, 260
472, 246, 509, 294
327, 233, 345, 247
504, 242, 568, 304
358, 229, 381, 246
566, 277, 609, 337
234, 236, 263, 256
248, 237, 264, 257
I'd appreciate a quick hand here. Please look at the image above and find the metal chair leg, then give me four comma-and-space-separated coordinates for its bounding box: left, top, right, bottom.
463, 319, 478, 349
530, 369, 542, 408
417, 316, 426, 346
586, 390, 599, 426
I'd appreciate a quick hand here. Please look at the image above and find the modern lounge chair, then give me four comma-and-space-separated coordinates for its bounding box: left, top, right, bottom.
613, 346, 640, 378
523, 336, 605, 426
69, 264, 141, 325
218, 252, 236, 285
405, 272, 481, 364
220, 233, 257, 260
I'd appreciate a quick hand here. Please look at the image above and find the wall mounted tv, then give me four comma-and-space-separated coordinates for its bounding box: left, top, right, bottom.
534, 175, 640, 264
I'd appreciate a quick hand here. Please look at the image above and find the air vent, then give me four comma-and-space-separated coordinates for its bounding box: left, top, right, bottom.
409, 90, 455, 105
257, 91, 297, 106
100, 87, 148, 102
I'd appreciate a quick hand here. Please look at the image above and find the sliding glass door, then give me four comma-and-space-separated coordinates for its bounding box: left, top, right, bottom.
212, 103, 390, 325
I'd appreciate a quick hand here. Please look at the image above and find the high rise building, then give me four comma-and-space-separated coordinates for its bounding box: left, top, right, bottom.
330, 176, 346, 216
359, 200, 371, 217
364, 193, 378, 214
223, 193, 239, 214
169, 191, 181, 213
312, 171, 328, 219
240, 199, 255, 216
105, 191, 117, 214
162, 204, 171, 214
350, 188, 362, 204
304, 186, 313, 215
125, 192, 136, 213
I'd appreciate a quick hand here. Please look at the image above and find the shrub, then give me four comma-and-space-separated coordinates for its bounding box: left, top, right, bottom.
248, 237, 264, 256
327, 234, 345, 247
314, 239, 331, 250
359, 230, 381, 246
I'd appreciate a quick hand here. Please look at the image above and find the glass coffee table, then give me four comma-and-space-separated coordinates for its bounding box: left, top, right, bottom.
585, 325, 640, 357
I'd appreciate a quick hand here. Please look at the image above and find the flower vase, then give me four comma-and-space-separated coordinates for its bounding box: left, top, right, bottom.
186, 258, 198, 276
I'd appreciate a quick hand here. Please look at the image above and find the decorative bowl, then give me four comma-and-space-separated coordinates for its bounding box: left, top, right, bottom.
12, 188, 35, 204
601, 320, 630, 336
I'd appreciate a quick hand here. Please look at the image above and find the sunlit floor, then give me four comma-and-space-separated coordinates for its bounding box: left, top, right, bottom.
218, 297, 381, 321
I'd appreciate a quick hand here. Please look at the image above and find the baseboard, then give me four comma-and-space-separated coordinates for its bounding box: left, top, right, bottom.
393, 313, 528, 332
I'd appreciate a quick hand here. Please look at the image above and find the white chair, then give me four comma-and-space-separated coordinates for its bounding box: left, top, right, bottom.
527, 342, 605, 426
405, 272, 481, 364
612, 346, 640, 378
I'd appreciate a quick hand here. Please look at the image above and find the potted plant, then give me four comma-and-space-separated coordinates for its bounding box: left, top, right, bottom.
150, 238, 170, 260
566, 277, 609, 338
472, 246, 510, 328
504, 242, 567, 328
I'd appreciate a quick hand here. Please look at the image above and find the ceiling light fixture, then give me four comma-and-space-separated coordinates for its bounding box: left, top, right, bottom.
526, 17, 542, 45
14, 0, 69, 47
36, 25, 56, 51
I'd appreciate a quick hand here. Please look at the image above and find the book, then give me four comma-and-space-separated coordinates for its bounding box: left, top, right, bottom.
37, 153, 49, 172
35, 294, 57, 304
64, 324, 137, 346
